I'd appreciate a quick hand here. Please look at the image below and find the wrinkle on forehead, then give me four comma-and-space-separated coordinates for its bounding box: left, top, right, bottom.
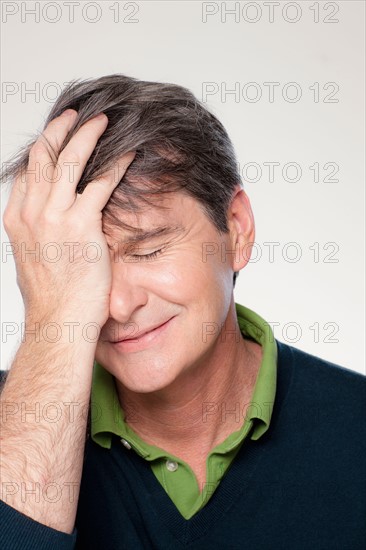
102, 190, 192, 241
105, 224, 186, 247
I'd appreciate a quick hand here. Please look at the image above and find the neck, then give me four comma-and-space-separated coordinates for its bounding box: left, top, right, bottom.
115, 303, 262, 458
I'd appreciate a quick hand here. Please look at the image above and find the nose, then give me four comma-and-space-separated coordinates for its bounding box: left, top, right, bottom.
108, 262, 149, 324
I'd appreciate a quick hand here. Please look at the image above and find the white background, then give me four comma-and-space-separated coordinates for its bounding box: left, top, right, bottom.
1, 1, 365, 374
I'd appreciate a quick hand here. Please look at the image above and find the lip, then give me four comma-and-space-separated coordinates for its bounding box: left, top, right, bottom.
111, 316, 175, 351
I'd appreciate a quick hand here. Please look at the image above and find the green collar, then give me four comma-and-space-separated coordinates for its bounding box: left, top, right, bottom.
91, 302, 277, 458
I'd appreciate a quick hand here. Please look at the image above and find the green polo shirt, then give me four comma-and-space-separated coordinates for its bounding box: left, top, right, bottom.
91, 302, 277, 520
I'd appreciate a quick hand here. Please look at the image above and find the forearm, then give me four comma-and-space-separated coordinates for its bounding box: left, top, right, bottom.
0, 321, 96, 535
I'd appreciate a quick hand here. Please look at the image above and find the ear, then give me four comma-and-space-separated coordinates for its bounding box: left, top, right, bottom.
227, 185, 256, 272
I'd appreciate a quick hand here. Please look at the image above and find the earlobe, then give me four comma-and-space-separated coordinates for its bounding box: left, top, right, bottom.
231, 232, 247, 273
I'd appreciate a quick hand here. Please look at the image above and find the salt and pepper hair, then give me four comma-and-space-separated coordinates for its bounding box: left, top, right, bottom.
1, 74, 243, 287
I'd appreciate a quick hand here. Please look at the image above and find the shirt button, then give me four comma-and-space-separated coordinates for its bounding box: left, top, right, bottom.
120, 438, 132, 450
166, 459, 178, 472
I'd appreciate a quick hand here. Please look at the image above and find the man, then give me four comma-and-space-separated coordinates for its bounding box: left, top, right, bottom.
0, 74, 365, 549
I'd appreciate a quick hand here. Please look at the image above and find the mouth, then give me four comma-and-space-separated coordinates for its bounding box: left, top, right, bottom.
110, 316, 176, 350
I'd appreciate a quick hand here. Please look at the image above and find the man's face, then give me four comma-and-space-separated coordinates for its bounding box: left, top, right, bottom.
95, 189, 240, 393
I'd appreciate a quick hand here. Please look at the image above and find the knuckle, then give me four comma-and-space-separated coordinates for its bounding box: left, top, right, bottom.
67, 214, 84, 232
29, 140, 47, 158
40, 209, 82, 233
19, 206, 36, 225
58, 150, 81, 167
39, 209, 58, 226
3, 208, 16, 231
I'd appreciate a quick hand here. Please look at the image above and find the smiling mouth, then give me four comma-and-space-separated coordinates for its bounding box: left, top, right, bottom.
110, 317, 174, 343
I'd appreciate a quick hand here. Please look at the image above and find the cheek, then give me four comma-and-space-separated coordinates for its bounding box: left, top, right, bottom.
177, 271, 231, 328
151, 251, 224, 299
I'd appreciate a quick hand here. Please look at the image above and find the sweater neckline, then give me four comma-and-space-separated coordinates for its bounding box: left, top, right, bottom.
108, 338, 294, 544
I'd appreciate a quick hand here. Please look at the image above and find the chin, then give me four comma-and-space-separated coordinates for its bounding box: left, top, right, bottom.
116, 372, 180, 395
105, 354, 182, 394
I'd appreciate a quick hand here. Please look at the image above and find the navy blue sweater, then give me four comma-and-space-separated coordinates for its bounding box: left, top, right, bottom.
1, 339, 365, 549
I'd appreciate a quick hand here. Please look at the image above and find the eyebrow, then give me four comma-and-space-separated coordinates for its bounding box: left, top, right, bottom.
116, 224, 186, 246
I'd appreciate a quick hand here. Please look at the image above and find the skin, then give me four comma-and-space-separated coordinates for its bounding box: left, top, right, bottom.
0, 110, 135, 533
96, 188, 262, 490
0, 108, 261, 533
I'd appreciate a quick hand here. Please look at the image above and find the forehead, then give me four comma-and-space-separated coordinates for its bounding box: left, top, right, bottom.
103, 190, 199, 245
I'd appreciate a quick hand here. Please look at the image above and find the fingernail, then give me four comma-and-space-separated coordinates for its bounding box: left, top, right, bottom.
94, 113, 107, 120
62, 109, 76, 117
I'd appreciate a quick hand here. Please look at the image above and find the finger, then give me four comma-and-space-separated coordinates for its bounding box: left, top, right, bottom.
5, 110, 78, 217
4, 110, 78, 218
3, 110, 79, 233
26, 109, 79, 197
21, 110, 79, 219
75, 151, 136, 214
4, 168, 28, 217
47, 113, 110, 211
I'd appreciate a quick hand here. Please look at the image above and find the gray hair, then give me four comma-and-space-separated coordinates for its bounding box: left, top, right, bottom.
1, 74, 242, 287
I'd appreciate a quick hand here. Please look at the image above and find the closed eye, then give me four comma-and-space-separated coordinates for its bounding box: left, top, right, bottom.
130, 248, 164, 260
106, 242, 167, 260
